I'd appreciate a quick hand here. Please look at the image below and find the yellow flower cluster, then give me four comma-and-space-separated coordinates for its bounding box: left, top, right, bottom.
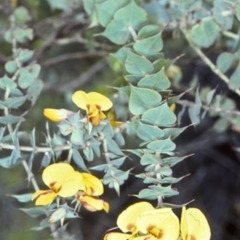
32, 163, 109, 213
44, 91, 113, 126
104, 202, 210, 240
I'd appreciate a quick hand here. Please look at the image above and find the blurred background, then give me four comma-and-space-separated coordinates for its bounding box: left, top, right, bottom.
1, 0, 240, 239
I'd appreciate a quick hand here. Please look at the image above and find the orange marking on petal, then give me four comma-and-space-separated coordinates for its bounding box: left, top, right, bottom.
35, 190, 54, 200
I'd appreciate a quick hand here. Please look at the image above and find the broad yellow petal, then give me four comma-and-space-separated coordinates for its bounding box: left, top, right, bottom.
117, 202, 154, 233
79, 195, 109, 212
43, 109, 71, 122
108, 111, 122, 128
32, 190, 56, 206
58, 171, 83, 197
72, 90, 90, 110
170, 103, 176, 112
42, 163, 83, 197
104, 232, 132, 240
87, 92, 113, 111
81, 173, 103, 196
137, 208, 179, 240
181, 207, 211, 240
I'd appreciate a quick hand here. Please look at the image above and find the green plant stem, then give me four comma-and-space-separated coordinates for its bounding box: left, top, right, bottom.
182, 29, 240, 97
177, 99, 240, 117
100, 133, 111, 164
0, 142, 72, 152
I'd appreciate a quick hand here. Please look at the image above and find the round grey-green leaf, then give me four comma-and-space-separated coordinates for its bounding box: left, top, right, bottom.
190, 19, 219, 48
129, 86, 161, 115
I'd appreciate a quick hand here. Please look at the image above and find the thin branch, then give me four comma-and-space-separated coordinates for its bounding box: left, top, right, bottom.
182, 29, 240, 97
41, 51, 107, 68
177, 99, 240, 117
0, 142, 72, 153
43, 59, 107, 93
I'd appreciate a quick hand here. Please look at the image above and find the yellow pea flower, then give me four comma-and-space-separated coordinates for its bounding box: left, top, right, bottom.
43, 108, 73, 122
77, 173, 109, 212
32, 163, 83, 205
136, 208, 179, 240
104, 202, 211, 240
181, 207, 211, 240
117, 202, 154, 233
104, 202, 154, 240
72, 91, 113, 126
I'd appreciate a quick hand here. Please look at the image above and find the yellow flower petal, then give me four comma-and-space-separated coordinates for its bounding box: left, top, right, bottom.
81, 173, 104, 196
137, 208, 179, 240
170, 103, 176, 112
117, 202, 154, 233
32, 190, 57, 206
104, 232, 133, 240
181, 207, 211, 240
79, 195, 109, 212
108, 111, 122, 128
43, 108, 72, 122
88, 92, 113, 111
72, 91, 90, 110
42, 163, 83, 197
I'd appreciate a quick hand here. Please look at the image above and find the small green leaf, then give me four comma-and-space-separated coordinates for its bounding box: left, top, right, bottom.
89, 137, 101, 157
72, 149, 88, 172
147, 138, 176, 154
18, 64, 41, 89
20, 207, 47, 218
0, 75, 17, 90
124, 75, 143, 85
111, 47, 131, 63
83, 146, 94, 161
129, 86, 161, 115
162, 156, 188, 167
236, 3, 240, 21
163, 126, 187, 140
140, 153, 158, 165
5, 61, 18, 74
106, 138, 124, 156
90, 156, 126, 171
0, 115, 24, 125
96, 0, 130, 27
27, 79, 43, 106
142, 102, 176, 127
102, 0, 147, 44
135, 186, 178, 200
70, 129, 84, 146
229, 63, 240, 90
213, 0, 233, 30
190, 18, 219, 48
127, 120, 164, 141
4, 96, 27, 109
138, 68, 171, 90
133, 33, 163, 56
18, 49, 34, 63
5, 27, 33, 44
137, 25, 160, 39
41, 152, 51, 168
153, 58, 172, 72
188, 87, 202, 125
0, 156, 11, 168
14, 6, 32, 26
125, 51, 154, 76
216, 52, 234, 73
83, 0, 105, 15
11, 193, 33, 203
114, 132, 125, 146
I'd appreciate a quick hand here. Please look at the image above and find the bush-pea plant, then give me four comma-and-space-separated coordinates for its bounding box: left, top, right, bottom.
2, 0, 240, 239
